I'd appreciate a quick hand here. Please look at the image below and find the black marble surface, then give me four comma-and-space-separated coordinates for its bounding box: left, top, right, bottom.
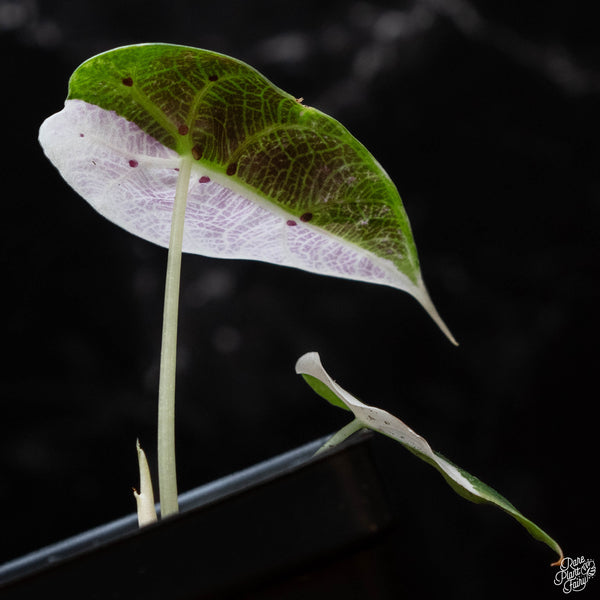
1, 0, 598, 597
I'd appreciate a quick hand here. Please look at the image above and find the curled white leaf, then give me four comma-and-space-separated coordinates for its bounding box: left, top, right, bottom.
295, 351, 563, 563
295, 352, 476, 494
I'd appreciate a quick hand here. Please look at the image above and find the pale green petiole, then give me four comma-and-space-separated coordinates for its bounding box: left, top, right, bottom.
315, 419, 365, 455
157, 156, 193, 517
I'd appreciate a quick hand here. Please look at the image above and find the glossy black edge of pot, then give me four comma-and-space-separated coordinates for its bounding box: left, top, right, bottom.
0, 431, 392, 598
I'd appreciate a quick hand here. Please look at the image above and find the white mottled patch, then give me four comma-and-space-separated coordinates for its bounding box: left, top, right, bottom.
39, 100, 428, 300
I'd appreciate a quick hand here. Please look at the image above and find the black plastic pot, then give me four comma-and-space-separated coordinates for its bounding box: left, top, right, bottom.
0, 432, 394, 599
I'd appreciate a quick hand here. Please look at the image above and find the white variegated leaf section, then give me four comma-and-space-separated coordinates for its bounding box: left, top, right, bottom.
39, 100, 410, 285
40, 100, 456, 343
42, 102, 442, 301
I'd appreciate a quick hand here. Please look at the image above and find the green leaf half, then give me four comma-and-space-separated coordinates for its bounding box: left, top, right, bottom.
38, 43, 455, 343
295, 352, 563, 564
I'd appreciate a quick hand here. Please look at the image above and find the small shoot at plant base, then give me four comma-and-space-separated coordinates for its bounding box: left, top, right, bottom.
133, 439, 157, 527
39, 43, 456, 519
295, 352, 563, 565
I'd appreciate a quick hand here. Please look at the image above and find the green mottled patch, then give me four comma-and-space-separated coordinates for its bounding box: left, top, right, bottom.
67, 43, 420, 282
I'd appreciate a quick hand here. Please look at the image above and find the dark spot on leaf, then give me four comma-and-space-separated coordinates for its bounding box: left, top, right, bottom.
226, 163, 237, 176
79, 133, 84, 137
178, 124, 189, 136
191, 145, 203, 160
208, 75, 218, 82
174, 168, 180, 171
286, 220, 297, 226
300, 212, 313, 222
129, 159, 138, 168
199, 176, 210, 183
122, 77, 134, 87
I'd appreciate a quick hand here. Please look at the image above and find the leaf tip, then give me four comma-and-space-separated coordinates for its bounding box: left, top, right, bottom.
550, 548, 565, 567
414, 280, 459, 346
295, 351, 320, 375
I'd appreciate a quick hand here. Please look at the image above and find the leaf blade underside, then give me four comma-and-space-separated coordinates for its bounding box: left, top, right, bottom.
39, 43, 455, 342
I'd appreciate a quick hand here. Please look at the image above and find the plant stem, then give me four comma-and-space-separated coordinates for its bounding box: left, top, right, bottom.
314, 418, 365, 455
157, 156, 192, 517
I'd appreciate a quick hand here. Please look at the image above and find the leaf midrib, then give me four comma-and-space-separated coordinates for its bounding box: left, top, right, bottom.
128, 72, 366, 173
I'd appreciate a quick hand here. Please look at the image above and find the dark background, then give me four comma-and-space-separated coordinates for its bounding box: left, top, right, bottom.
1, 0, 598, 597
